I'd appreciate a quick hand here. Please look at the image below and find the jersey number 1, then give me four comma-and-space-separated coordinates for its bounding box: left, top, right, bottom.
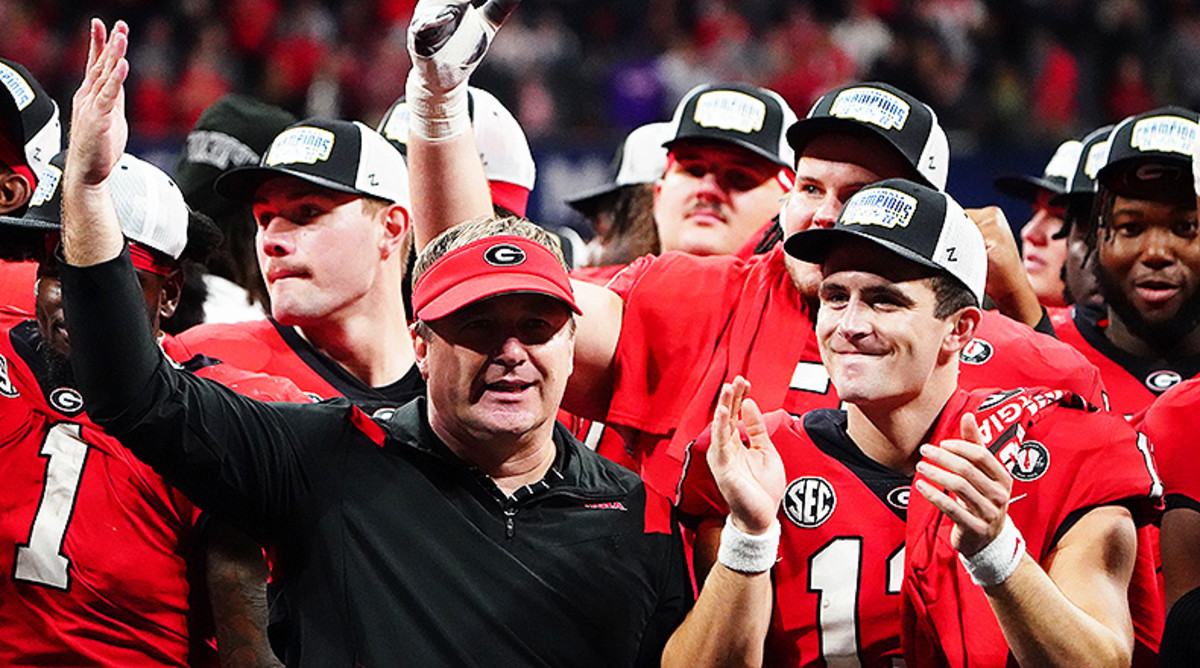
809, 537, 905, 668
14, 423, 89, 590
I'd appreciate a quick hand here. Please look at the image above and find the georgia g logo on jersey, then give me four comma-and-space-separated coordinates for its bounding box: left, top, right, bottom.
1145, 370, 1182, 393
783, 476, 837, 528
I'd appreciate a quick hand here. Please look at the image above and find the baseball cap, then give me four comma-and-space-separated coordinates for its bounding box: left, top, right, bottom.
566, 122, 672, 213
786, 82, 949, 190
378, 87, 534, 216
0, 58, 61, 189
0, 151, 189, 264
411, 235, 581, 321
784, 178, 986, 305
174, 94, 297, 211
994, 139, 1082, 202
1097, 106, 1199, 192
215, 118, 410, 210
664, 82, 797, 168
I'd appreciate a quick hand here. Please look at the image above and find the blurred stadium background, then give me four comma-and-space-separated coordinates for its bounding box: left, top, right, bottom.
4, 0, 1196, 233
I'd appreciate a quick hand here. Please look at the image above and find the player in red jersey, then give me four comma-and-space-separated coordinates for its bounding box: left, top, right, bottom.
669, 180, 1159, 668
0, 146, 308, 666
1139, 376, 1200, 611
1051, 107, 1200, 419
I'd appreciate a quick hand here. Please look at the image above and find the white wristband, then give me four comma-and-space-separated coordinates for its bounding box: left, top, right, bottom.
959, 515, 1026, 587
718, 516, 781, 574
406, 76, 470, 141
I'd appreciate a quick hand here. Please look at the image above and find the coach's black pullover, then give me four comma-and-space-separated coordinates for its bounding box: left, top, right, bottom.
62, 249, 692, 667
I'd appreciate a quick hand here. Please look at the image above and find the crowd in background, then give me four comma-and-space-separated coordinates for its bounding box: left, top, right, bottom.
6, 0, 1200, 161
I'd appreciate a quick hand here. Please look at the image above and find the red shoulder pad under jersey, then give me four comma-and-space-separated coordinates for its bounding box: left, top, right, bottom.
959, 310, 1106, 406
0, 261, 37, 315
178, 319, 338, 399
903, 387, 1162, 668
1142, 376, 1200, 506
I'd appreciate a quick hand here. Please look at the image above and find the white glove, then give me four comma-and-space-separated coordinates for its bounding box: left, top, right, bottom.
406, 0, 519, 140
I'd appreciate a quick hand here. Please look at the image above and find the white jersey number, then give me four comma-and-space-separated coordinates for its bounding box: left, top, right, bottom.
14, 423, 90, 590
809, 537, 906, 668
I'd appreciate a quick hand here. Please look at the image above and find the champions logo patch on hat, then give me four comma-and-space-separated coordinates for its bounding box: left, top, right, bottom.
28, 163, 60, 209
0, 62, 35, 111
840, 187, 917, 229
266, 127, 336, 166
692, 90, 767, 135
828, 87, 910, 131
1130, 116, 1197, 156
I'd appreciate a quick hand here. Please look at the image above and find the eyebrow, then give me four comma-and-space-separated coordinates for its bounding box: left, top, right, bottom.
820, 279, 917, 306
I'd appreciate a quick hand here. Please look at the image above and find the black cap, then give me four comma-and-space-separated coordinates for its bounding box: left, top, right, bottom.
664, 82, 797, 168
787, 82, 949, 190
173, 94, 297, 213
994, 138, 1082, 202
784, 178, 986, 305
215, 118, 410, 208
0, 58, 60, 184
1097, 106, 1198, 191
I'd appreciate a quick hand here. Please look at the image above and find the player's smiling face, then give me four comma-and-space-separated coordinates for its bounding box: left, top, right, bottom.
1096, 192, 1200, 343
653, 142, 783, 256
416, 293, 575, 445
253, 176, 387, 327
816, 242, 955, 409
781, 134, 914, 298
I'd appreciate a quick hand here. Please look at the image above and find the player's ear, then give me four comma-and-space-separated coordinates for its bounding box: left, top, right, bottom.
411, 322, 430, 379
158, 268, 184, 319
0, 171, 33, 215
380, 204, 411, 260
942, 306, 982, 356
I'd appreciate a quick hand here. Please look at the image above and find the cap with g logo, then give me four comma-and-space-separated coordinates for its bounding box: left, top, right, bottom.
1098, 106, 1199, 191
784, 178, 986, 305
787, 82, 949, 190
215, 118, 410, 211
664, 82, 797, 168
412, 235, 581, 321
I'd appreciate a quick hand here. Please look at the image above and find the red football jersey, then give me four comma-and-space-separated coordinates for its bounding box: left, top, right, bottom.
1052, 303, 1200, 419
0, 261, 37, 315
606, 247, 1106, 499
903, 388, 1162, 668
178, 317, 425, 418
679, 410, 908, 667
0, 314, 309, 666
1141, 376, 1200, 508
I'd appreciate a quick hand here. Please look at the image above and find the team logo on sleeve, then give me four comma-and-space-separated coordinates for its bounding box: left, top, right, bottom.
0, 354, 18, 398
1005, 441, 1049, 481
1144, 370, 1182, 392
49, 387, 84, 415
960, 338, 993, 365
783, 477, 836, 528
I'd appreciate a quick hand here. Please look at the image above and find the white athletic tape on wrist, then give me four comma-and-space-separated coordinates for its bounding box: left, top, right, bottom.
959, 515, 1026, 587
718, 516, 781, 574
406, 78, 470, 141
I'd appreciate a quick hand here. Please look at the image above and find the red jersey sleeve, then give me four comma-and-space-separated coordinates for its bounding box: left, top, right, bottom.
1141, 377, 1200, 508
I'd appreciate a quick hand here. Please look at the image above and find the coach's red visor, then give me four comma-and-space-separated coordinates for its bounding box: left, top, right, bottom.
412, 235, 581, 322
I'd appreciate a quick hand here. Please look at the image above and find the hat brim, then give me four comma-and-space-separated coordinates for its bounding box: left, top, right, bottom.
214, 165, 370, 202
993, 175, 1066, 202
417, 273, 583, 322
786, 117, 933, 188
784, 226, 955, 285
0, 212, 60, 232
664, 136, 790, 169
565, 181, 622, 213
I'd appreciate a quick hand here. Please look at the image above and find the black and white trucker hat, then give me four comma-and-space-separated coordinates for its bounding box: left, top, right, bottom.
786, 82, 949, 190
1097, 106, 1198, 192
994, 139, 1082, 202
664, 82, 798, 168
215, 118, 410, 210
0, 58, 61, 187
566, 121, 672, 213
784, 178, 986, 305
